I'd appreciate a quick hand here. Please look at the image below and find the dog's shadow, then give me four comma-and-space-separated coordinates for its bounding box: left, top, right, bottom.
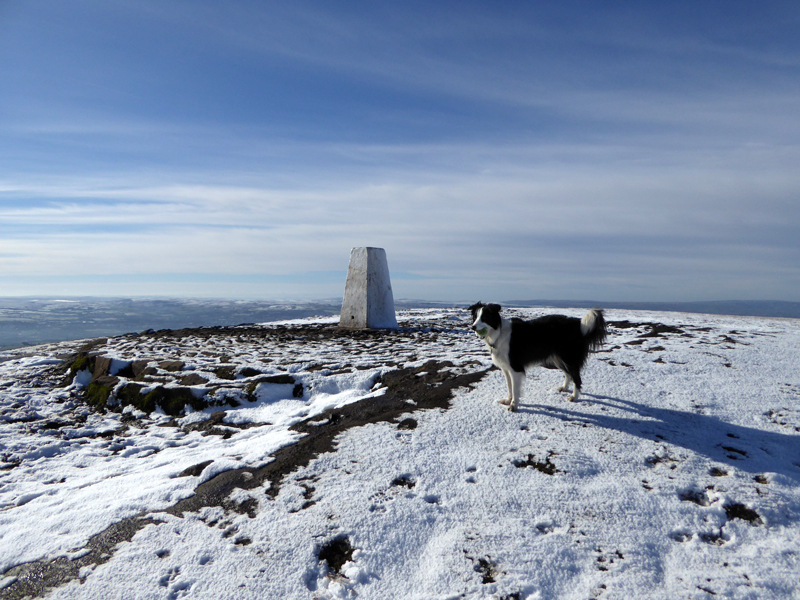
522, 394, 800, 480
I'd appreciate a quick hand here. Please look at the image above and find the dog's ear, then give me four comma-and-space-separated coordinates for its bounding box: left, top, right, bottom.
486, 303, 502, 313
467, 302, 483, 318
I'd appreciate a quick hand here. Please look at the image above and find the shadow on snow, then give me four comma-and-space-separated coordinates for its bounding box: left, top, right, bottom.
525, 394, 800, 480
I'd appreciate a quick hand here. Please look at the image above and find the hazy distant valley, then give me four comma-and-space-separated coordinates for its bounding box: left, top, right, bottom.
2, 297, 799, 351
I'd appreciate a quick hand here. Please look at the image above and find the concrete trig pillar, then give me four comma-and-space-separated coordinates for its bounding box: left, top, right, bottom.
339, 247, 398, 329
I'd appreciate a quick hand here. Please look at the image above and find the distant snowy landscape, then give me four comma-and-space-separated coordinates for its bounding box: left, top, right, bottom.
1, 307, 799, 599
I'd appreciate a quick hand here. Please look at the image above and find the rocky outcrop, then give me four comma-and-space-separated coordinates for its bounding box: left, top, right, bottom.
64, 348, 301, 416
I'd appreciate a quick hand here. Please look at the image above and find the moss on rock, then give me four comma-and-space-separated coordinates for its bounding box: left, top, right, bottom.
113, 382, 245, 416
213, 366, 236, 380
116, 383, 146, 408
140, 386, 208, 416
86, 382, 113, 410
69, 353, 96, 376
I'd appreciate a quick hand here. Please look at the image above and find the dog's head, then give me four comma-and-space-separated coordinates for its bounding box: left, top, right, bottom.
468, 302, 502, 340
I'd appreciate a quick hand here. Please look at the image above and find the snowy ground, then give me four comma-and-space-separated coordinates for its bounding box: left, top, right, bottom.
1, 308, 799, 599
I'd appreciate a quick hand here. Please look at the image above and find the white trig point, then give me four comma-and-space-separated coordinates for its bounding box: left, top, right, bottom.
339, 247, 398, 329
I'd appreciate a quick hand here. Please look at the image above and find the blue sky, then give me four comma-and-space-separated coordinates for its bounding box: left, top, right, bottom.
1, 1, 798, 302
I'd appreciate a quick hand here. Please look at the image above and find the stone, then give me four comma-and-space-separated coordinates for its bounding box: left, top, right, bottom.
92, 357, 113, 381
131, 360, 151, 379
159, 360, 185, 372
180, 373, 209, 386
339, 247, 398, 329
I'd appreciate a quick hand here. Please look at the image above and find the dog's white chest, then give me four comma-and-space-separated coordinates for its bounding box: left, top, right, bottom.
488, 334, 512, 371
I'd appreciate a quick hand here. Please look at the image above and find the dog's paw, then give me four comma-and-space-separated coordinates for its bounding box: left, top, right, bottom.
499, 397, 512, 406
557, 386, 569, 393
508, 404, 518, 412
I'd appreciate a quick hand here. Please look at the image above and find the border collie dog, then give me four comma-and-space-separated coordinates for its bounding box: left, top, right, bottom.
469, 302, 607, 410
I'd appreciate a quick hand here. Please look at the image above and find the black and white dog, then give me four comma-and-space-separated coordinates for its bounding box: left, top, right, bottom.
469, 302, 607, 410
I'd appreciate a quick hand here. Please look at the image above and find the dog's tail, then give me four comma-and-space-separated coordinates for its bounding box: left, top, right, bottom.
581, 308, 607, 351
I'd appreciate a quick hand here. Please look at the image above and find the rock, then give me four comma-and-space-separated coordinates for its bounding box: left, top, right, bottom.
85, 376, 119, 409
92, 357, 113, 381
107, 383, 208, 416
254, 374, 295, 385
238, 367, 262, 378
159, 360, 185, 372
213, 366, 236, 380
113, 362, 135, 378
244, 374, 300, 400
93, 375, 119, 387
178, 460, 214, 478
140, 386, 206, 416
131, 360, 154, 379
180, 373, 209, 386
117, 383, 146, 408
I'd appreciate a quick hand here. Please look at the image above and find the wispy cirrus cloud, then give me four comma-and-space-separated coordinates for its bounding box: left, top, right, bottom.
0, 1, 798, 300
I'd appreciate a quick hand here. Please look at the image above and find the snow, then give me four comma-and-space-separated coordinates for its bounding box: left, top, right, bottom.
1, 308, 799, 599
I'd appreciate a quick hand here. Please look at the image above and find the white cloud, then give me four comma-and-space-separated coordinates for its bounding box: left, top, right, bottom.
1, 2, 798, 300
1, 139, 798, 301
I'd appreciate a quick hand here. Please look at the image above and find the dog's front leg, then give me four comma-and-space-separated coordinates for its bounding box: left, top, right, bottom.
499, 369, 513, 405
508, 370, 525, 412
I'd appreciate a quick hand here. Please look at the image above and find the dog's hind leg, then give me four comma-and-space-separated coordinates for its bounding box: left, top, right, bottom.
567, 368, 582, 402
551, 356, 573, 395
508, 370, 525, 412
499, 369, 513, 405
